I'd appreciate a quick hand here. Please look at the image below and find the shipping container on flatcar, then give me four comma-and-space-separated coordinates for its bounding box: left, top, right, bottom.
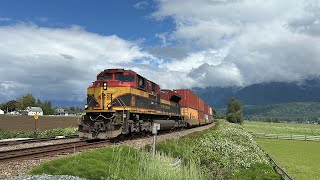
199, 111, 206, 125
204, 104, 210, 124
198, 98, 205, 112
174, 89, 200, 127
175, 89, 198, 109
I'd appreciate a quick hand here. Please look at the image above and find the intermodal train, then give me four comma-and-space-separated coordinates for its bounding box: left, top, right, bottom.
78, 69, 214, 139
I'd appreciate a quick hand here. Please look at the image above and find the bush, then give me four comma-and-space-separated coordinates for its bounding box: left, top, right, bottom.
226, 111, 243, 123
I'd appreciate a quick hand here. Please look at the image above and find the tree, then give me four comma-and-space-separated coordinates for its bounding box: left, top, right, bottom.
16, 93, 36, 110
226, 97, 243, 124
5, 100, 17, 112
36, 99, 42, 107
41, 101, 53, 115
69, 106, 76, 112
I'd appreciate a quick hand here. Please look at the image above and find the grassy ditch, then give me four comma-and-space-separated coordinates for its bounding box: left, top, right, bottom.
153, 120, 280, 179
29, 146, 204, 180
0, 127, 77, 139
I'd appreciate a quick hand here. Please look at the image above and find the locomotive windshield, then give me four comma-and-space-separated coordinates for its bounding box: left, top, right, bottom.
97, 75, 112, 80
115, 74, 134, 82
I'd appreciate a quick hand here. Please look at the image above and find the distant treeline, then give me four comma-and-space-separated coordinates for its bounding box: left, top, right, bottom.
0, 93, 84, 115
217, 102, 320, 123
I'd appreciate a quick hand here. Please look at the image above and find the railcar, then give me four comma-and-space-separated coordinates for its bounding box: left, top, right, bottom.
78, 69, 184, 139
174, 89, 214, 127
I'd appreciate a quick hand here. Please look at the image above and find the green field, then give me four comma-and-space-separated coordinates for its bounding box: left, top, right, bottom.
256, 139, 320, 180
244, 121, 320, 136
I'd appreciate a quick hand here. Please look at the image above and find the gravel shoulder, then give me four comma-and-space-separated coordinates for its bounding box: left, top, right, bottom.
1, 123, 215, 180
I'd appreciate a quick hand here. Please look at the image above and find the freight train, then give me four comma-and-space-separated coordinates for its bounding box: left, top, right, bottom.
78, 69, 214, 139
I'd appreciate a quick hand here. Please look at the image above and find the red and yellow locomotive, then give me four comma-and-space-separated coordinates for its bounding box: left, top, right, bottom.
78, 69, 214, 139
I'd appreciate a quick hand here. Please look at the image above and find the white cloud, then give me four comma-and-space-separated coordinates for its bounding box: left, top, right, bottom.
0, 17, 11, 22
153, 0, 320, 87
0, 23, 198, 103
0, 24, 155, 102
133, 1, 149, 10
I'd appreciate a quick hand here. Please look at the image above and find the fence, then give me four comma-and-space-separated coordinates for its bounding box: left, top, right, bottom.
252, 133, 320, 142
257, 144, 295, 180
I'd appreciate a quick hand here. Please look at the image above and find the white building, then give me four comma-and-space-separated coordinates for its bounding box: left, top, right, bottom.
0, 109, 4, 115
26, 107, 43, 116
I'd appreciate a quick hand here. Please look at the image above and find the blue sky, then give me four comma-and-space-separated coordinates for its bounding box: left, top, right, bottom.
0, 0, 174, 45
1, 0, 320, 106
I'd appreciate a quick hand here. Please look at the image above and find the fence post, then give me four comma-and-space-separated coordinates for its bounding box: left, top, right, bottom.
291, 134, 293, 140
305, 135, 307, 141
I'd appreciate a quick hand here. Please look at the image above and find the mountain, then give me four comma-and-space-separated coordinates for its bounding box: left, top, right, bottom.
243, 102, 320, 121
193, 78, 320, 109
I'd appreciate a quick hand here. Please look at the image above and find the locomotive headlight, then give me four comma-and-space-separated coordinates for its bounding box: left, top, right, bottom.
84, 104, 88, 109
103, 82, 107, 90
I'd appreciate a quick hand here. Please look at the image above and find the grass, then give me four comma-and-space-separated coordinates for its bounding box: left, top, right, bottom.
29, 146, 204, 180
243, 121, 320, 136
0, 127, 77, 139
256, 139, 320, 180
29, 120, 281, 180
152, 120, 280, 179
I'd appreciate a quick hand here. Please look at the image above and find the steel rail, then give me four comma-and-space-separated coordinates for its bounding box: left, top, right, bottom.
0, 139, 111, 162
0, 135, 79, 147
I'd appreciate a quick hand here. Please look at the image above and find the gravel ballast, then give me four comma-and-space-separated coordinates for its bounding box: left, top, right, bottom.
0, 138, 80, 152
1, 123, 215, 179
6, 174, 87, 180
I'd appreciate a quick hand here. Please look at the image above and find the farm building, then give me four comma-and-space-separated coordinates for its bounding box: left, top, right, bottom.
0, 109, 4, 115
54, 108, 65, 115
54, 108, 76, 116
25, 107, 43, 116
8, 111, 20, 115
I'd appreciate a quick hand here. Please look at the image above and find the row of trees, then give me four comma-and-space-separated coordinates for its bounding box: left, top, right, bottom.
0, 93, 84, 115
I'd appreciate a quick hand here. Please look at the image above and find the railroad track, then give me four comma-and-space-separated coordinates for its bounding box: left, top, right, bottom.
0, 125, 212, 162
0, 139, 111, 162
0, 135, 79, 147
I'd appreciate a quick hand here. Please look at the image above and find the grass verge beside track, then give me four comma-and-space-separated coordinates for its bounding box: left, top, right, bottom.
151, 120, 280, 179
256, 139, 320, 180
29, 146, 203, 180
